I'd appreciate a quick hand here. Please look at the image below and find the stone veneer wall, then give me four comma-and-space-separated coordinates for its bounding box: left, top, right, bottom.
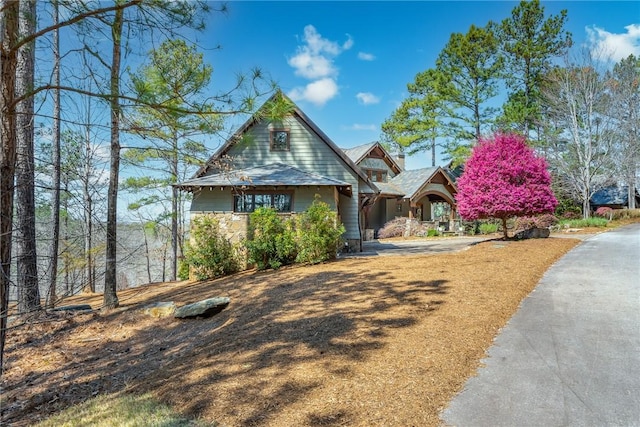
191, 212, 300, 244
343, 239, 361, 253
214, 212, 250, 244
190, 212, 361, 262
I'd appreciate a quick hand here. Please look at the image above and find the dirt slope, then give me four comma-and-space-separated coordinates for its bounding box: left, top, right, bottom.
1, 238, 579, 426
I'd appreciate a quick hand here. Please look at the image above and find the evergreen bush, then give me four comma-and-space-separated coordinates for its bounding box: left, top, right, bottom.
177, 259, 190, 280
295, 196, 345, 264
246, 207, 296, 270
183, 214, 240, 280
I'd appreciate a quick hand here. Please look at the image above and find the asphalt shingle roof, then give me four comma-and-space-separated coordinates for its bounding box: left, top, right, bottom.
374, 182, 405, 197
176, 163, 352, 190
342, 142, 377, 163
591, 185, 634, 206
388, 167, 439, 198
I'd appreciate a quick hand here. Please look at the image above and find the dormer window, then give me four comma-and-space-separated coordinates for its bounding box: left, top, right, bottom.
365, 169, 387, 182
270, 129, 290, 151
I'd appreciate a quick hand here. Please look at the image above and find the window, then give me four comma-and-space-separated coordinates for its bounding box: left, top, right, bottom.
270, 130, 290, 151
234, 192, 292, 213
365, 169, 387, 182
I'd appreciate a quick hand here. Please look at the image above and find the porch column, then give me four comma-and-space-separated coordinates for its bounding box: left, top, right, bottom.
449, 205, 458, 233
408, 201, 417, 219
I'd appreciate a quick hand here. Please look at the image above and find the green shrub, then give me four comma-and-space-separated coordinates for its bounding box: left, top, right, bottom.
177, 258, 190, 281
295, 196, 345, 264
183, 214, 240, 280
246, 207, 296, 270
427, 229, 440, 237
461, 220, 480, 235
478, 222, 498, 235
553, 187, 582, 218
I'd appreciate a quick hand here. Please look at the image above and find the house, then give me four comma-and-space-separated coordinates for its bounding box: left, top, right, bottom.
342, 142, 458, 234
176, 92, 458, 251
591, 184, 640, 210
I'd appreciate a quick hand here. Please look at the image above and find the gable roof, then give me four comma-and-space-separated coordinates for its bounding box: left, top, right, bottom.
176, 163, 353, 196
342, 142, 403, 175
342, 142, 377, 164
192, 91, 379, 194
388, 166, 457, 200
375, 181, 405, 197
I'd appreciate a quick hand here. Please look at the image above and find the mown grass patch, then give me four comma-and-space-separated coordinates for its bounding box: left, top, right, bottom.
35, 393, 216, 427
558, 217, 609, 228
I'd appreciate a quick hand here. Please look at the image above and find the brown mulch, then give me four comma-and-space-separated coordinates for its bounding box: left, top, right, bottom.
1, 237, 580, 426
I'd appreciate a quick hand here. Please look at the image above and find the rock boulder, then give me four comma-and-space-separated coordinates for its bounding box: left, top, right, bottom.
174, 297, 230, 319
514, 227, 550, 240
143, 302, 176, 318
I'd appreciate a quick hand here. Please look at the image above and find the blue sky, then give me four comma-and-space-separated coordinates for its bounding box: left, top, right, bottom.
191, 1, 640, 170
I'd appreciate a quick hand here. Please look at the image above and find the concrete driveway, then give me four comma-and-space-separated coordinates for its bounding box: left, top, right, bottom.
441, 223, 640, 426
346, 236, 492, 257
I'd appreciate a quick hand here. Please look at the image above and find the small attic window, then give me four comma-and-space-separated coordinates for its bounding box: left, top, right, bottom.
270, 129, 290, 151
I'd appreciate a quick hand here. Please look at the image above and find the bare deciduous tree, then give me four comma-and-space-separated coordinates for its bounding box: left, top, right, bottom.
542, 51, 616, 217
607, 54, 640, 209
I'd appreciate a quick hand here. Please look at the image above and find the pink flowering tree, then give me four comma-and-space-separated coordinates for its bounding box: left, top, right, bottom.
456, 133, 558, 239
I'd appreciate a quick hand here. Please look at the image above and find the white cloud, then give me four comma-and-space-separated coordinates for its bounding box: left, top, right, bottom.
288, 78, 339, 107
288, 25, 353, 79
343, 34, 354, 50
288, 25, 353, 105
288, 51, 336, 79
343, 124, 377, 131
586, 24, 640, 61
358, 52, 375, 61
303, 25, 342, 55
356, 92, 380, 105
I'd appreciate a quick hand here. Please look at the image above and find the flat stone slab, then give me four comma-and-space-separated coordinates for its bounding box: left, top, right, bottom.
174, 297, 230, 319
52, 304, 93, 312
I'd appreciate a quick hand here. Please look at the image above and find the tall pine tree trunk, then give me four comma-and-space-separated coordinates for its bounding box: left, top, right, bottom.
171, 188, 178, 281
1, 0, 20, 375
170, 141, 178, 281
15, 0, 40, 314
431, 136, 436, 167
103, 6, 123, 309
47, 0, 61, 308
83, 89, 94, 293
83, 174, 94, 293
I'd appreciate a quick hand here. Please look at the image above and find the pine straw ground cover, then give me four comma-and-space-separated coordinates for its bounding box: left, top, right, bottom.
2, 238, 580, 426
